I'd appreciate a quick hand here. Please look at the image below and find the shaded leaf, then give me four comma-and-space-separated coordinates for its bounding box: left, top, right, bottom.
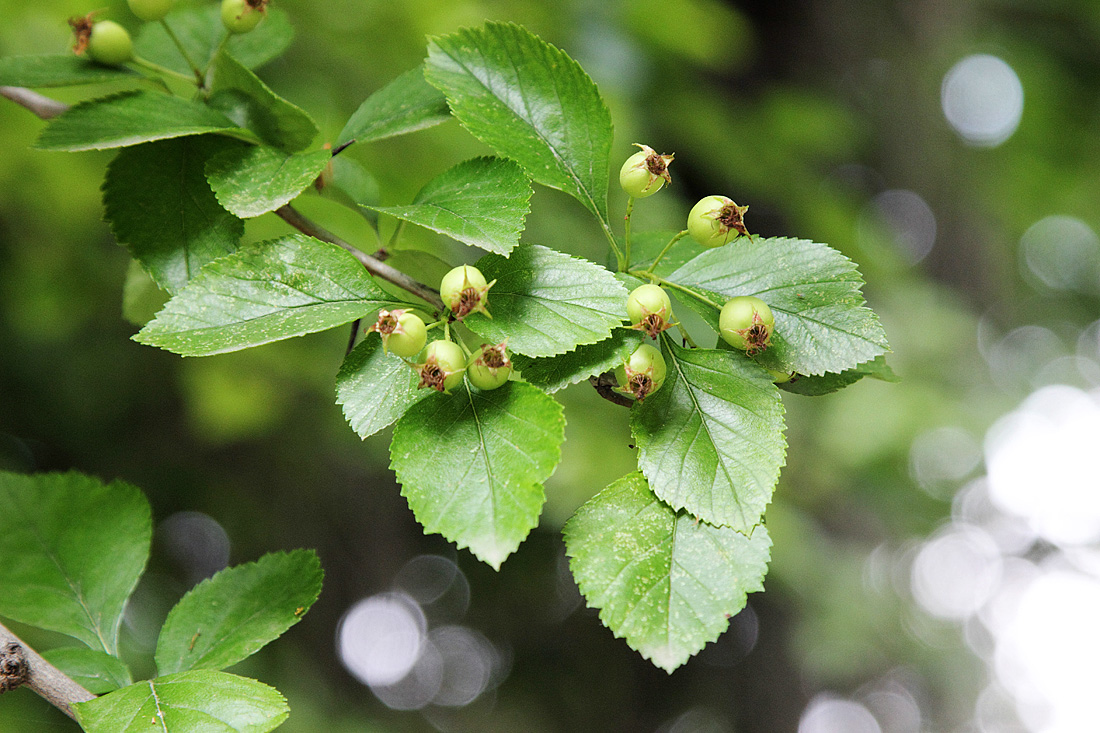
73, 671, 288, 733
631, 338, 786, 532
208, 51, 317, 152
463, 244, 629, 358
156, 550, 322, 675
206, 145, 331, 218
41, 648, 132, 695
626, 230, 698, 277
336, 336, 434, 439
336, 65, 451, 147
135, 5, 293, 74
315, 156, 381, 226
370, 157, 530, 255
135, 234, 404, 356
122, 260, 170, 326
0, 54, 138, 87
511, 328, 645, 393
104, 137, 245, 294
564, 472, 771, 673
779, 354, 900, 396
390, 381, 564, 569
0, 471, 150, 654
425, 22, 613, 224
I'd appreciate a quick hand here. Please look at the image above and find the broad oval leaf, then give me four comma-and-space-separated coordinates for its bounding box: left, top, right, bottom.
206, 146, 331, 218
631, 338, 787, 532
316, 156, 381, 226
135, 234, 405, 356
105, 137, 245, 294
565, 472, 771, 673
135, 5, 293, 74
73, 671, 288, 733
156, 550, 323, 675
0, 54, 138, 87
0, 471, 151, 654
370, 157, 531, 256
336, 336, 434, 439
41, 647, 133, 695
425, 22, 613, 224
511, 328, 645, 393
33, 91, 252, 152
463, 244, 629, 358
208, 51, 317, 152
390, 381, 565, 569
668, 237, 889, 376
336, 65, 451, 147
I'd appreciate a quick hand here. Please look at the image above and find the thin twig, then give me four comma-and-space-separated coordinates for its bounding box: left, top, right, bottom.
589, 372, 634, 408
0, 87, 69, 119
0, 622, 95, 720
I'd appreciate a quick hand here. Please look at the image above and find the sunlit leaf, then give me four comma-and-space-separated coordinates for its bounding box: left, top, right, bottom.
336, 65, 451, 147
336, 336, 433, 439
208, 51, 317, 152
206, 145, 331, 218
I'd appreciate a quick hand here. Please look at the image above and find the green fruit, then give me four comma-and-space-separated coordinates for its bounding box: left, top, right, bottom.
720, 296, 774, 354
618, 144, 673, 198
369, 309, 426, 358
127, 0, 176, 22
417, 340, 466, 393
440, 265, 492, 320
615, 343, 667, 401
626, 283, 673, 338
86, 21, 133, 66
767, 368, 794, 384
687, 195, 750, 248
221, 0, 265, 34
466, 343, 512, 390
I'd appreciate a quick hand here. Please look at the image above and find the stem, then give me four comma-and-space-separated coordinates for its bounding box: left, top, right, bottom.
679, 325, 698, 349
159, 19, 205, 85
387, 220, 407, 250
588, 373, 634, 408
0, 621, 95, 720
0, 86, 68, 119
642, 230, 689, 275
345, 319, 361, 356
623, 196, 636, 268
600, 218, 626, 272
275, 205, 445, 313
629, 271, 723, 310
131, 55, 198, 85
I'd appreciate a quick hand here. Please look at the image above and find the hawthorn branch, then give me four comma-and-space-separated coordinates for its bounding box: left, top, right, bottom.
0, 621, 95, 720
589, 372, 634, 408
0, 86, 69, 119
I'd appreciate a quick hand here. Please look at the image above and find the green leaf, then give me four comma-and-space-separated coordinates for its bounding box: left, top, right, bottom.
104, 137, 245, 295
631, 338, 786, 532
135, 234, 404, 356
156, 550, 322, 675
73, 671, 288, 733
41, 648, 132, 695
34, 91, 251, 152
316, 156, 381, 226
463, 244, 629, 358
668, 237, 889, 376
390, 381, 565, 569
0, 54, 138, 87
336, 65, 451, 147
425, 22, 613, 224
511, 328, 645, 393
626, 230, 698, 277
336, 336, 434, 439
135, 5, 293, 74
122, 260, 171, 326
370, 157, 530, 256
779, 354, 900, 396
0, 471, 151, 654
208, 51, 317, 152
564, 472, 771, 673
206, 146, 331, 218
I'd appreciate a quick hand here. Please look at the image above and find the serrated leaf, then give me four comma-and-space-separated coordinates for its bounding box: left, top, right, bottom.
336, 65, 451, 147
511, 328, 645, 393
668, 237, 889, 376
336, 336, 434, 439
779, 354, 899, 396
463, 244, 628, 358
41, 648, 132, 695
206, 146, 331, 218
425, 22, 613, 224
135, 5, 293, 74
627, 230, 698, 277
370, 157, 530, 256
564, 472, 771, 673
208, 51, 317, 152
34, 91, 252, 151
390, 381, 564, 569
0, 471, 150, 654
73, 671, 288, 733
631, 338, 786, 532
135, 234, 404, 356
105, 137, 245, 295
156, 550, 322, 675
316, 156, 381, 226
0, 54, 138, 87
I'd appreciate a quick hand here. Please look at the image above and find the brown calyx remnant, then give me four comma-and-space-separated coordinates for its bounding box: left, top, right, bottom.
632, 311, 673, 340
478, 342, 510, 370
624, 372, 656, 402
245, 0, 270, 11
717, 201, 752, 239
68, 13, 96, 56
741, 321, 772, 356
368, 309, 401, 336
417, 359, 448, 391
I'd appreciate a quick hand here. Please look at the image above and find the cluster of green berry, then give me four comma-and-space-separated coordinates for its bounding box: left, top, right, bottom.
69, 0, 268, 66
368, 266, 512, 393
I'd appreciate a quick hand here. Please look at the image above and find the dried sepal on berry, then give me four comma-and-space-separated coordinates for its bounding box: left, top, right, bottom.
626, 284, 674, 339
415, 340, 466, 393
440, 265, 495, 321
719, 296, 774, 356
467, 341, 512, 390
368, 309, 427, 358
614, 343, 667, 402
619, 143, 675, 199
687, 195, 752, 248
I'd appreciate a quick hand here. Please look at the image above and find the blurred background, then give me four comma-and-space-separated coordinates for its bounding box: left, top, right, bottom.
3, 0, 1100, 731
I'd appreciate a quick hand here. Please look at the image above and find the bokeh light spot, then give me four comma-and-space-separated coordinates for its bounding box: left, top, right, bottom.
942, 54, 1024, 146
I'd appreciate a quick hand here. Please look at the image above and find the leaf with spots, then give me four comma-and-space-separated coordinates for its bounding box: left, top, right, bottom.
205, 145, 331, 219
336, 335, 434, 439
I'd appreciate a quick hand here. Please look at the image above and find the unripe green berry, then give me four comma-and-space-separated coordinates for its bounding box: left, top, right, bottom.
720, 296, 774, 355
767, 368, 794, 384
615, 343, 667, 401
417, 340, 466, 393
86, 21, 133, 66
687, 195, 750, 248
440, 265, 493, 320
221, 0, 266, 34
127, 0, 176, 22
626, 283, 673, 338
368, 309, 426, 358
466, 342, 512, 390
619, 144, 673, 199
